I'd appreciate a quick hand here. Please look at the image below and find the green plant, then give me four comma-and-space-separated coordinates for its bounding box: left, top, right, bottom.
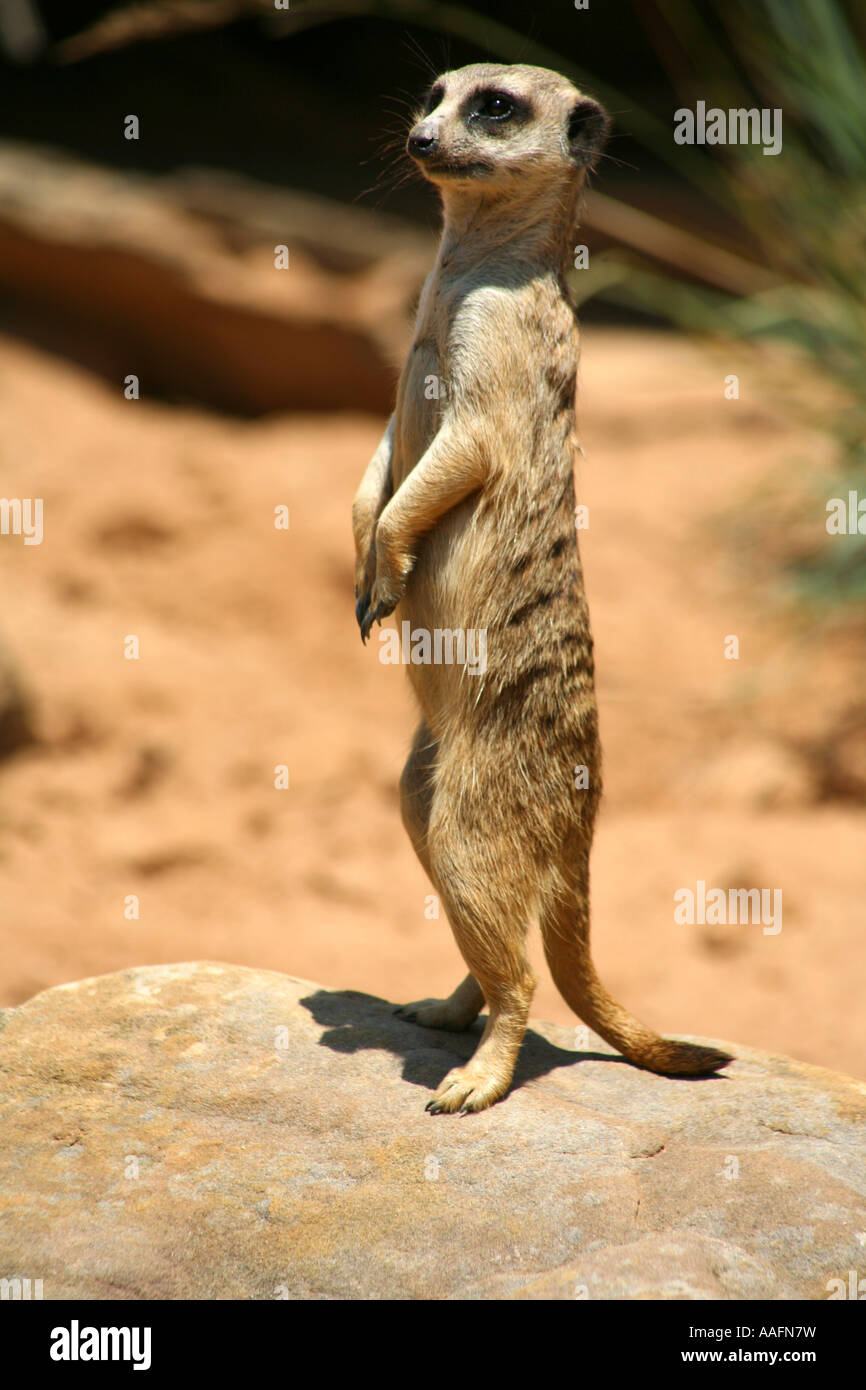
586, 0, 866, 605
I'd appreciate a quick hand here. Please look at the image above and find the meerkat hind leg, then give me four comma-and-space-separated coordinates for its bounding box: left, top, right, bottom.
426, 921, 536, 1114
395, 722, 486, 1032
423, 847, 536, 1114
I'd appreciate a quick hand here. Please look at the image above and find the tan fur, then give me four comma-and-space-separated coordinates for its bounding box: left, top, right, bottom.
353, 63, 731, 1112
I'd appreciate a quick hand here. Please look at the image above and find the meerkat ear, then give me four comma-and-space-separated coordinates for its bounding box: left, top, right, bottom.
567, 98, 610, 170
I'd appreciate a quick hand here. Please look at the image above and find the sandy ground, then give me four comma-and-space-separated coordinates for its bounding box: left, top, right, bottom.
0, 326, 863, 1078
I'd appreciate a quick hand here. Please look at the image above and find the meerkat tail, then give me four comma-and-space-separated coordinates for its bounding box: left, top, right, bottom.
540, 901, 732, 1076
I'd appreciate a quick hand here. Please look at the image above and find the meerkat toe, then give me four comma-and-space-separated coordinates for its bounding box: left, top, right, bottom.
373, 596, 395, 625
394, 1001, 420, 1021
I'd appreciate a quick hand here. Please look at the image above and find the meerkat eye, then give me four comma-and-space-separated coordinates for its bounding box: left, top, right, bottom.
476, 92, 515, 121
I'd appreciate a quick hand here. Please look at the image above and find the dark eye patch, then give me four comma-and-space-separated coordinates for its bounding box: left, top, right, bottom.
464, 87, 530, 128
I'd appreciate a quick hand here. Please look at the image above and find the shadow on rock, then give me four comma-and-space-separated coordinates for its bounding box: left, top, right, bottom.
301, 986, 637, 1100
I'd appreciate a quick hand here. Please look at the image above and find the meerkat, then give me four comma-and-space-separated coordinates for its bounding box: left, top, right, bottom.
352, 62, 731, 1113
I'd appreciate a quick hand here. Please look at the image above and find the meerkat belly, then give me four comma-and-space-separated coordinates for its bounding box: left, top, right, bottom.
390, 340, 488, 721
399, 435, 597, 757
396, 488, 485, 726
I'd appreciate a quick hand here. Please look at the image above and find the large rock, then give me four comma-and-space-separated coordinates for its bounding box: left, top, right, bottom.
0, 962, 864, 1300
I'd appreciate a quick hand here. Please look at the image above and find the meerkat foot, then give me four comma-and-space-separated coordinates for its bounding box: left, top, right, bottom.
425, 1061, 511, 1115
394, 997, 477, 1032
394, 974, 485, 1032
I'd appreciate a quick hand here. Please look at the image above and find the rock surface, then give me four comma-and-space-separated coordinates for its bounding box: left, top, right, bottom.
1, 961, 864, 1300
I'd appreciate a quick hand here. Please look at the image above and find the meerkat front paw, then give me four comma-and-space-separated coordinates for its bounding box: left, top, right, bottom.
356, 570, 408, 643
426, 1061, 511, 1115
356, 586, 394, 643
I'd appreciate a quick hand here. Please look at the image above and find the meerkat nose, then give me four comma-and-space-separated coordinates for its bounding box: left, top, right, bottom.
407, 129, 437, 158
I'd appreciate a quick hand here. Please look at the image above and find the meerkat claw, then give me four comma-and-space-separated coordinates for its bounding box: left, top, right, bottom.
361, 596, 395, 642
356, 591, 374, 641
359, 603, 378, 644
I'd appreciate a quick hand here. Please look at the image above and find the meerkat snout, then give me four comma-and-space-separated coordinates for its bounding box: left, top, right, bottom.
407, 129, 437, 158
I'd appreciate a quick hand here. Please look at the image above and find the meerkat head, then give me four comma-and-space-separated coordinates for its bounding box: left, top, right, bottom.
406, 63, 609, 198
